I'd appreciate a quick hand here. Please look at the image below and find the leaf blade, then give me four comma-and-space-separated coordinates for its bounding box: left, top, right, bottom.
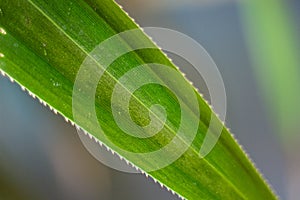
0, 0, 276, 199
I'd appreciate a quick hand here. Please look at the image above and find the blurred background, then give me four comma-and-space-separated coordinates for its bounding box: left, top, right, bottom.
0, 0, 299, 199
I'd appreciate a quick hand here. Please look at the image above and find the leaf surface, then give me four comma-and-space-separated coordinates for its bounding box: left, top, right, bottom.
0, 0, 276, 199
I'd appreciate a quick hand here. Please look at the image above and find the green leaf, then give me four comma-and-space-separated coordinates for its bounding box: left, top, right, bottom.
0, 0, 276, 199
239, 0, 300, 138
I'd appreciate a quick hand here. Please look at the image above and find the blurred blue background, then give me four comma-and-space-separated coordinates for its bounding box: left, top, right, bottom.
1, 0, 299, 199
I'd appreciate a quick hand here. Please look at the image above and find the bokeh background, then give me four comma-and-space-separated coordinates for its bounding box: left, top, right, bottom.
1, 0, 299, 199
